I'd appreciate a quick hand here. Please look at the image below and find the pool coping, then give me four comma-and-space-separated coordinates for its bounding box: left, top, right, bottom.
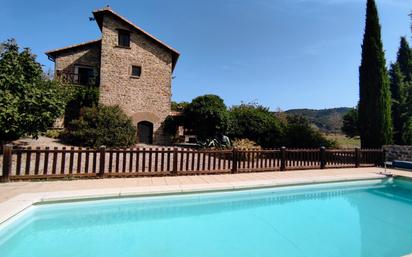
0, 171, 388, 225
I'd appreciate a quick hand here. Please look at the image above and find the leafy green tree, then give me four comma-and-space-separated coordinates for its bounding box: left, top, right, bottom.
62, 105, 136, 147
341, 108, 359, 138
228, 103, 283, 148
282, 115, 336, 148
184, 95, 229, 140
389, 63, 407, 144
0, 39, 67, 143
358, 0, 392, 148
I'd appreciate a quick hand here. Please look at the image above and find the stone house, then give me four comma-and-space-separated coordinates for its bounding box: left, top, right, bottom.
45, 6, 179, 145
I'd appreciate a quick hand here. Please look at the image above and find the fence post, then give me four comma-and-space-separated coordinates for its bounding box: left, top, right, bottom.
381, 149, 386, 167
355, 148, 360, 168
280, 147, 286, 171
172, 148, 178, 175
98, 146, 106, 178
232, 148, 238, 174
1, 144, 12, 183
320, 146, 326, 169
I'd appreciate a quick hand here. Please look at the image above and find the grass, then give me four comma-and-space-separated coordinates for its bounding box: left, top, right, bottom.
324, 133, 360, 148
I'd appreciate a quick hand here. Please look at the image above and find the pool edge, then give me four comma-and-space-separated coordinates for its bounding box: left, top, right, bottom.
0, 172, 389, 226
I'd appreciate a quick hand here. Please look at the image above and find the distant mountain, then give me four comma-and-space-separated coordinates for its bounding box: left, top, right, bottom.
285, 107, 353, 133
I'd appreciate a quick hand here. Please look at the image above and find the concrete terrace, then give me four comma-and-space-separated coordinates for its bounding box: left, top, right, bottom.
1, 167, 404, 225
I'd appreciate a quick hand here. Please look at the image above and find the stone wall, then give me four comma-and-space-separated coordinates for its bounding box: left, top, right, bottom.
54, 42, 101, 76
383, 145, 412, 161
99, 14, 173, 144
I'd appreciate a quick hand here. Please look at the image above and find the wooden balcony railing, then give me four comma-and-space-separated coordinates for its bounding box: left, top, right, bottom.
55, 70, 99, 86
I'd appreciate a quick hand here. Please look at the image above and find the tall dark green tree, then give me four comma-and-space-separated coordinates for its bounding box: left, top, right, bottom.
358, 0, 392, 148
396, 37, 412, 82
389, 63, 407, 144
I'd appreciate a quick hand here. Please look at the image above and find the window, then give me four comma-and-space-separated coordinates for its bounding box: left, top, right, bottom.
118, 30, 130, 47
131, 65, 142, 77
75, 65, 96, 86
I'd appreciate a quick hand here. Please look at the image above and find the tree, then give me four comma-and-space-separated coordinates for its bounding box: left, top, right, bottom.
228, 103, 283, 148
282, 115, 336, 148
403, 117, 412, 145
358, 0, 392, 148
341, 108, 359, 138
0, 39, 67, 143
62, 105, 136, 147
389, 63, 407, 144
396, 37, 412, 82
184, 95, 229, 140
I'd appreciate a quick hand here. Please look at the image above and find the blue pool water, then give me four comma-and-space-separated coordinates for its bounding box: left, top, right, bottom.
1, 178, 412, 257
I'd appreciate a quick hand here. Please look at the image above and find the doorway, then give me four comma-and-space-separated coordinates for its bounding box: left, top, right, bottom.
138, 121, 153, 144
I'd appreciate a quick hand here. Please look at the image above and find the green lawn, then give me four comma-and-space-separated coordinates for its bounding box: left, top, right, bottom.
324, 133, 360, 149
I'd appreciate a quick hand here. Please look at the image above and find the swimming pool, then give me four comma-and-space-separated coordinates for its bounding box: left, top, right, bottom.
1, 178, 412, 257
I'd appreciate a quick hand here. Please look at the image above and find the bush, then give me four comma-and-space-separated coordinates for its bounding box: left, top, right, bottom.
184, 95, 229, 140
232, 138, 261, 150
282, 115, 336, 148
163, 115, 185, 143
42, 129, 63, 139
61, 105, 136, 147
228, 103, 283, 148
64, 86, 99, 126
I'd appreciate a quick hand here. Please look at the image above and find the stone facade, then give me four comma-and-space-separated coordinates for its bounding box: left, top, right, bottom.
46, 7, 179, 145
53, 41, 101, 77
383, 145, 412, 162
99, 14, 173, 144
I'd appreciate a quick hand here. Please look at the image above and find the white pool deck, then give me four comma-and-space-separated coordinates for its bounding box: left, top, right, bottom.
0, 167, 409, 225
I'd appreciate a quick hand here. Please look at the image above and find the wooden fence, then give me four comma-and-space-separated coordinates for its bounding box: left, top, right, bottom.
0, 145, 384, 182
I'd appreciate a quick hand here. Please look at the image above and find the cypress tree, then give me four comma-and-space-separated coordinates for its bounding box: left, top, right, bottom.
358, 0, 392, 148
389, 63, 406, 144
396, 37, 412, 82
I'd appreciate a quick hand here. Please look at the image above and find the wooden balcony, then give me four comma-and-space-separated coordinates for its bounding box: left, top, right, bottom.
55, 70, 99, 86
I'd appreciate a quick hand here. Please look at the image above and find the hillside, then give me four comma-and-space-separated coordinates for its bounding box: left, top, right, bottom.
285, 107, 353, 133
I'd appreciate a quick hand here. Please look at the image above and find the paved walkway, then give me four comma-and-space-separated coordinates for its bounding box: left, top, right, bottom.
0, 167, 393, 224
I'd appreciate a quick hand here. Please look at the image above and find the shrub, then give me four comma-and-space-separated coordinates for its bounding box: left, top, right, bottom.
228, 103, 283, 148
163, 115, 185, 143
232, 138, 261, 150
42, 129, 63, 139
61, 105, 136, 147
184, 95, 229, 140
64, 86, 99, 126
171, 101, 189, 112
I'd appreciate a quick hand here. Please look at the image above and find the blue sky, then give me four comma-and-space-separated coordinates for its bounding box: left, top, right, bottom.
1, 0, 410, 110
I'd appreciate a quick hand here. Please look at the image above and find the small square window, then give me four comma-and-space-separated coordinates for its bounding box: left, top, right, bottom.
131, 66, 142, 77
118, 30, 130, 47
